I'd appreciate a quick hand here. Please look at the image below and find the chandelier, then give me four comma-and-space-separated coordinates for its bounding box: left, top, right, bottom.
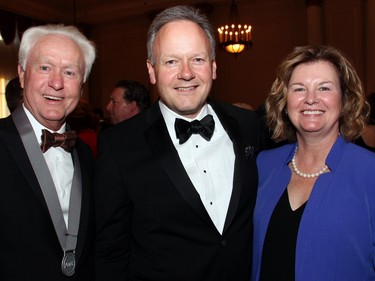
217, 0, 253, 54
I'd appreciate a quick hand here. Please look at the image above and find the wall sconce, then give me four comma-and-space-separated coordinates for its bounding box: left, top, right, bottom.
217, 0, 253, 55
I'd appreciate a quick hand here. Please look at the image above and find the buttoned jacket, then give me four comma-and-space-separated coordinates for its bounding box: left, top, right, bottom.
95, 99, 261, 281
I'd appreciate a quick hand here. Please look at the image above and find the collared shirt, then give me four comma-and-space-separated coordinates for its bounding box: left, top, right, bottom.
159, 101, 235, 234
24, 105, 73, 227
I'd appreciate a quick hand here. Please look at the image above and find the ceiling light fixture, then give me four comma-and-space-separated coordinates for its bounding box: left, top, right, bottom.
217, 0, 253, 55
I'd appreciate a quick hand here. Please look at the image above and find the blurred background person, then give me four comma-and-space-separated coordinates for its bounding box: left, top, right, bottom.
233, 102, 254, 110
256, 102, 287, 150
355, 92, 375, 152
106, 79, 151, 125
5, 77, 23, 113
93, 107, 111, 132
252, 45, 375, 281
67, 100, 98, 157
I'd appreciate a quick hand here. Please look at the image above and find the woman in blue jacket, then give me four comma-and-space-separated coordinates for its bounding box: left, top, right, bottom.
252, 45, 375, 281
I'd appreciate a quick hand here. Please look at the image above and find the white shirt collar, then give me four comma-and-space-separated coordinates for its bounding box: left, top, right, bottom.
159, 100, 209, 121
159, 101, 214, 143
22, 104, 66, 144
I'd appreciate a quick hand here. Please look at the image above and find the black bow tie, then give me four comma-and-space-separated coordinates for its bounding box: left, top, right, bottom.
174, 114, 215, 144
40, 129, 77, 153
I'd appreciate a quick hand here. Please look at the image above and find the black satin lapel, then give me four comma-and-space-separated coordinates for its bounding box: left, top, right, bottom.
144, 115, 216, 229
210, 103, 246, 233
3, 116, 49, 214
223, 146, 246, 233
73, 143, 90, 262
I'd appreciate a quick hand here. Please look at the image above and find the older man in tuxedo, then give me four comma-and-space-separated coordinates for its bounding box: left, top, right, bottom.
95, 5, 261, 281
0, 24, 96, 280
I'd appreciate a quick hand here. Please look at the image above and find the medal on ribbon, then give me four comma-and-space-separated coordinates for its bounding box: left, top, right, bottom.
61, 251, 76, 276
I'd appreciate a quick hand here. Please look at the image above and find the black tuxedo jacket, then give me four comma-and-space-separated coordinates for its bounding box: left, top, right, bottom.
0, 113, 95, 280
95, 100, 261, 281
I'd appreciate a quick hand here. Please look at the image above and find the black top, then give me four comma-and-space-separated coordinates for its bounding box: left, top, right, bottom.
260, 188, 306, 281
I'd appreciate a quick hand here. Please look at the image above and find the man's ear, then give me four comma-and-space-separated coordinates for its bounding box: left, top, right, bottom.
129, 101, 140, 115
18, 65, 25, 88
80, 84, 84, 97
146, 60, 156, 85
212, 60, 217, 80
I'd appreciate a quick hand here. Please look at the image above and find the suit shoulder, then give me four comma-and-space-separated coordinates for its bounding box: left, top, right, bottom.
0, 115, 15, 129
212, 100, 257, 114
210, 100, 260, 124
98, 110, 149, 150
0, 116, 18, 141
345, 142, 375, 163
101, 111, 147, 136
256, 145, 293, 178
258, 144, 293, 162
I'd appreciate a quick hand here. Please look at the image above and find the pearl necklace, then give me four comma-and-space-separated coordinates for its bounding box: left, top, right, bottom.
291, 147, 328, 179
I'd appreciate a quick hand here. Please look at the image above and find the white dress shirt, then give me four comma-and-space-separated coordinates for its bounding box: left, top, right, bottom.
24, 105, 73, 227
160, 101, 235, 234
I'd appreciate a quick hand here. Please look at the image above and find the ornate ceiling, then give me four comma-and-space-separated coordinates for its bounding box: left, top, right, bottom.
0, 0, 250, 25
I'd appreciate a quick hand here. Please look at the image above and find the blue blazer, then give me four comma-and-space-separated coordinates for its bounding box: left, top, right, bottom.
252, 136, 375, 281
